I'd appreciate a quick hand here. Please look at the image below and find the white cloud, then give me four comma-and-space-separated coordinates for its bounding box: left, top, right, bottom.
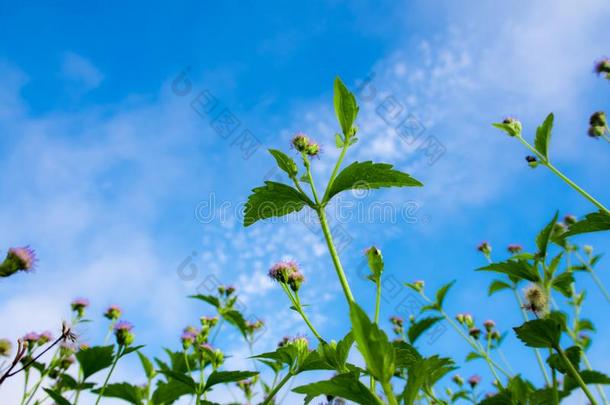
60, 52, 104, 91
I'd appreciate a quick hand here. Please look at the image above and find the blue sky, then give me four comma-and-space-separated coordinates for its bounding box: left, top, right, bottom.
1, 1, 610, 403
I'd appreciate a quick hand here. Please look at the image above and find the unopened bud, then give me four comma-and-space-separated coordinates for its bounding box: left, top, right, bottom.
483, 320, 495, 332
0, 339, 11, 357
114, 321, 135, 346
525, 155, 538, 168
469, 327, 481, 340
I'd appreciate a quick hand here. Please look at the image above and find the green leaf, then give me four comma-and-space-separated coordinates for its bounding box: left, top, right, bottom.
189, 294, 221, 308
42, 388, 71, 405
435, 281, 455, 309
547, 346, 580, 374
492, 121, 522, 137
268, 149, 298, 177
243, 181, 311, 226
317, 332, 353, 372
534, 113, 554, 160
222, 309, 249, 338
335, 133, 344, 148
293, 372, 383, 405
204, 370, 258, 391
465, 351, 483, 362
152, 378, 195, 404
75, 345, 115, 380
476, 260, 540, 282
564, 370, 610, 392
578, 318, 595, 332
393, 341, 421, 369
349, 302, 395, 383
407, 316, 443, 344
551, 271, 574, 297
402, 356, 455, 404
92, 382, 142, 404
333, 77, 359, 136
137, 351, 155, 379
488, 280, 512, 296
562, 211, 610, 238
536, 212, 558, 260
326, 161, 422, 202
513, 319, 561, 348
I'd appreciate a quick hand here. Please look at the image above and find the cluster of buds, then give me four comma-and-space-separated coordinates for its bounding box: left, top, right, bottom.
268, 261, 306, 292
0, 246, 37, 277
181, 326, 198, 350
477, 241, 492, 258
456, 313, 474, 328
199, 343, 224, 369
217, 285, 236, 297
22, 331, 53, 348
468, 375, 482, 388
483, 320, 501, 341
0, 338, 12, 357
523, 284, 549, 315
71, 298, 90, 318
507, 244, 522, 254
291, 133, 321, 157
525, 155, 538, 168
389, 316, 404, 338
104, 305, 122, 321
114, 321, 135, 346
594, 58, 610, 80
588, 111, 608, 138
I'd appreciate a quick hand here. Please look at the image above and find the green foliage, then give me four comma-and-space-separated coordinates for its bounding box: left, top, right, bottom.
75, 345, 115, 380
243, 181, 311, 226
268, 149, 298, 178
514, 319, 561, 348
407, 316, 443, 344
92, 382, 143, 404
477, 260, 540, 282
333, 76, 359, 137
562, 211, 610, 237
293, 372, 383, 405
535, 113, 554, 160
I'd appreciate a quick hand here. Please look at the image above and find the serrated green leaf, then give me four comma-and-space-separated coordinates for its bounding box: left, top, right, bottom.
393, 340, 421, 369
75, 345, 115, 380
476, 260, 540, 282
536, 212, 558, 261
564, 370, 610, 392
535, 113, 554, 160
562, 211, 610, 238
293, 372, 383, 405
578, 318, 595, 332
189, 294, 221, 308
152, 378, 194, 404
326, 161, 422, 202
488, 280, 512, 296
402, 356, 455, 404
268, 149, 298, 177
137, 351, 155, 379
42, 388, 71, 405
204, 370, 258, 391
244, 181, 311, 226
465, 351, 483, 362
222, 309, 249, 338
333, 77, 359, 136
92, 382, 143, 404
158, 369, 198, 391
407, 316, 443, 344
435, 280, 455, 309
551, 271, 574, 297
513, 319, 561, 348
547, 346, 580, 374
349, 302, 395, 383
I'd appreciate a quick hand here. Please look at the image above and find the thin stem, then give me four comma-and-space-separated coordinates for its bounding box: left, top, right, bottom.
516, 136, 609, 213
555, 346, 598, 405
497, 349, 515, 374
261, 371, 293, 405
588, 266, 610, 303
370, 279, 382, 391
322, 142, 349, 203
381, 381, 398, 405
484, 334, 503, 389
512, 288, 551, 385
210, 319, 224, 344
20, 369, 30, 405
582, 354, 610, 405
281, 284, 323, 342
551, 348, 559, 405
95, 346, 123, 405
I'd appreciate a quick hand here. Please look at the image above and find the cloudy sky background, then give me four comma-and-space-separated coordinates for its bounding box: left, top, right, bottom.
1, 1, 610, 403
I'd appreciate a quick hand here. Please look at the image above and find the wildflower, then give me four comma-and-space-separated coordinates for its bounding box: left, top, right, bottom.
498, 117, 522, 137
468, 375, 482, 388
594, 58, 610, 79
507, 244, 522, 254
483, 320, 495, 332
469, 327, 481, 340
23, 332, 40, 345
268, 260, 299, 284
452, 374, 464, 386
291, 133, 321, 157
59, 341, 76, 357
71, 298, 89, 318
564, 215, 577, 226
525, 155, 538, 168
181, 330, 197, 350
524, 284, 548, 315
477, 241, 492, 256
226, 286, 236, 296
38, 331, 53, 345
246, 320, 264, 335
0, 339, 11, 357
288, 271, 305, 292
0, 246, 37, 277
104, 305, 122, 321
114, 321, 135, 346
588, 111, 608, 137
389, 316, 404, 327
59, 356, 75, 370
583, 245, 593, 255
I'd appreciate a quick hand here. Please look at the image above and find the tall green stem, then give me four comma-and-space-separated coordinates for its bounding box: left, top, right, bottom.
555, 346, 598, 405
95, 346, 123, 405
516, 136, 609, 213
280, 283, 324, 342
261, 372, 293, 405
381, 381, 398, 405
370, 279, 382, 391
550, 348, 559, 405
322, 143, 349, 203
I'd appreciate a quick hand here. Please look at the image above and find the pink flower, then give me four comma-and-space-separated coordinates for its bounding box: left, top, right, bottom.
468, 374, 481, 388
8, 246, 37, 271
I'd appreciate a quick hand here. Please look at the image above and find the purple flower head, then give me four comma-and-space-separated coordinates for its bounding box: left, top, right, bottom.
507, 244, 522, 254
468, 375, 482, 388
114, 321, 135, 346
71, 298, 89, 317
483, 320, 496, 332
181, 330, 197, 349
268, 260, 299, 284
114, 321, 133, 332
7, 246, 37, 271
104, 305, 122, 321
23, 332, 40, 343
291, 132, 310, 152
288, 270, 305, 292
38, 331, 53, 345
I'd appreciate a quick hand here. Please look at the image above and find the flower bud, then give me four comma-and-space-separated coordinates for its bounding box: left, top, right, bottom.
498, 117, 522, 137
468, 375, 481, 388
389, 316, 404, 327
104, 305, 122, 321
0, 339, 11, 357
268, 260, 298, 284
288, 271, 305, 292
291, 133, 310, 153
412, 280, 425, 292
524, 284, 548, 315
564, 215, 577, 226
594, 58, 610, 79
455, 313, 465, 324
483, 320, 495, 332
200, 316, 219, 328
452, 374, 464, 386
477, 242, 492, 256
464, 314, 474, 328
0, 246, 37, 277
23, 332, 40, 347
37, 331, 53, 346
590, 111, 607, 128
469, 327, 481, 340
583, 245, 593, 255
277, 336, 290, 348
71, 298, 90, 318
507, 244, 522, 254
525, 155, 538, 168
225, 286, 236, 296
181, 330, 197, 350
114, 321, 135, 346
